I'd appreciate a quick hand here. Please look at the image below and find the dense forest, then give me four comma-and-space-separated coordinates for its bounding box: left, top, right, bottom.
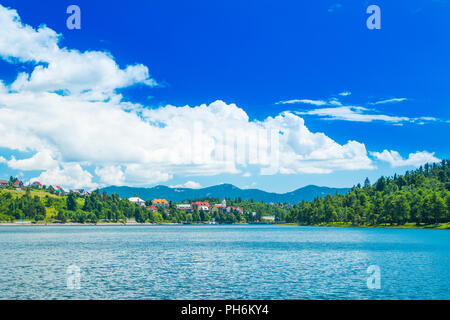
287, 160, 450, 226
0, 160, 449, 227
0, 190, 137, 223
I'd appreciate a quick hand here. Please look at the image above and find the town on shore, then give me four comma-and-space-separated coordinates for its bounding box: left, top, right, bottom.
0, 177, 279, 225
1, 159, 450, 229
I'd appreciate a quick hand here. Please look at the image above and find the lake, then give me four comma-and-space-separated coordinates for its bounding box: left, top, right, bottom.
0, 225, 449, 299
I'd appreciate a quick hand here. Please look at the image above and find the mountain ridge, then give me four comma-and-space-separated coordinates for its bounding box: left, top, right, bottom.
100, 183, 350, 203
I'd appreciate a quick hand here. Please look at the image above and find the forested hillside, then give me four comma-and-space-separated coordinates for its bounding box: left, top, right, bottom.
286, 160, 450, 226
0, 190, 141, 223
1, 160, 449, 227
101, 184, 349, 203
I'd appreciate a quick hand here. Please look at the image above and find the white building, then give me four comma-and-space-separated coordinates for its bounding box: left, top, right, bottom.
198, 205, 209, 212
176, 204, 191, 210
261, 216, 275, 223
128, 197, 145, 206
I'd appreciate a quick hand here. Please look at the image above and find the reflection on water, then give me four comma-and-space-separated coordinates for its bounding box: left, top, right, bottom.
0, 225, 449, 299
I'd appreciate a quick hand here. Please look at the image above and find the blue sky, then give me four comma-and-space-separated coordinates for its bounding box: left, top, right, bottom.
0, 0, 449, 192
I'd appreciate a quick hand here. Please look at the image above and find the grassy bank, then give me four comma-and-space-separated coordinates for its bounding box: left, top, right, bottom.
1, 220, 449, 229
3, 189, 60, 199
295, 221, 450, 230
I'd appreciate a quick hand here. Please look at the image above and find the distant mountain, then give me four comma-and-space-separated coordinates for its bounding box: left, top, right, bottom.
100, 183, 350, 203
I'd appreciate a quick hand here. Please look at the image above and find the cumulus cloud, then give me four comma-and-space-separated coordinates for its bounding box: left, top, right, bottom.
7, 150, 58, 171
29, 163, 97, 189
370, 150, 440, 168
124, 164, 173, 185
0, 94, 375, 187
0, 6, 60, 63
0, 4, 411, 190
170, 181, 202, 189
95, 165, 125, 186
0, 5, 156, 100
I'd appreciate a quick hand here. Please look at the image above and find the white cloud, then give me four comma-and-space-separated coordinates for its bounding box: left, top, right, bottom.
261, 112, 374, 173
0, 93, 375, 185
0, 5, 156, 100
124, 164, 173, 185
7, 150, 58, 171
286, 95, 438, 124
0, 5, 384, 189
296, 106, 410, 123
170, 181, 202, 189
0, 6, 60, 63
276, 99, 327, 106
370, 150, 440, 168
370, 98, 407, 105
339, 91, 351, 96
29, 163, 97, 189
328, 98, 343, 106
95, 165, 125, 186
416, 116, 437, 122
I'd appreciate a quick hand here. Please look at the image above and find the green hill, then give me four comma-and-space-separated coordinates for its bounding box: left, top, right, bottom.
1, 159, 449, 228
285, 160, 450, 228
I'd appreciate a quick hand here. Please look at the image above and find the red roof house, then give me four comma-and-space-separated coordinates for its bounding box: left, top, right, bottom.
31, 181, 42, 188
191, 201, 210, 210
13, 180, 24, 187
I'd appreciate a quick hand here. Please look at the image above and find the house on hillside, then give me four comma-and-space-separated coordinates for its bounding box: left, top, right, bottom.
53, 186, 64, 195
191, 201, 210, 212
147, 205, 158, 213
153, 199, 169, 208
31, 181, 42, 189
0, 180, 8, 187
71, 189, 84, 194
211, 200, 232, 214
129, 197, 145, 206
13, 180, 24, 188
70, 189, 90, 196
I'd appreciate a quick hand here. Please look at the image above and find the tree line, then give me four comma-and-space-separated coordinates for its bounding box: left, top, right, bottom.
285, 160, 450, 226
1, 160, 449, 226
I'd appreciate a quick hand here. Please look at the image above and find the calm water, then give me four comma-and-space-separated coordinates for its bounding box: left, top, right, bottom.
0, 225, 449, 300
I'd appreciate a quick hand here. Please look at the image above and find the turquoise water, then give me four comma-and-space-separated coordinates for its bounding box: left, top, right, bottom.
0, 225, 448, 300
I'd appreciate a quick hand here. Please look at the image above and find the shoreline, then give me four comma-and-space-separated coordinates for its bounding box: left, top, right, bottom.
279, 222, 450, 230
0, 221, 448, 230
